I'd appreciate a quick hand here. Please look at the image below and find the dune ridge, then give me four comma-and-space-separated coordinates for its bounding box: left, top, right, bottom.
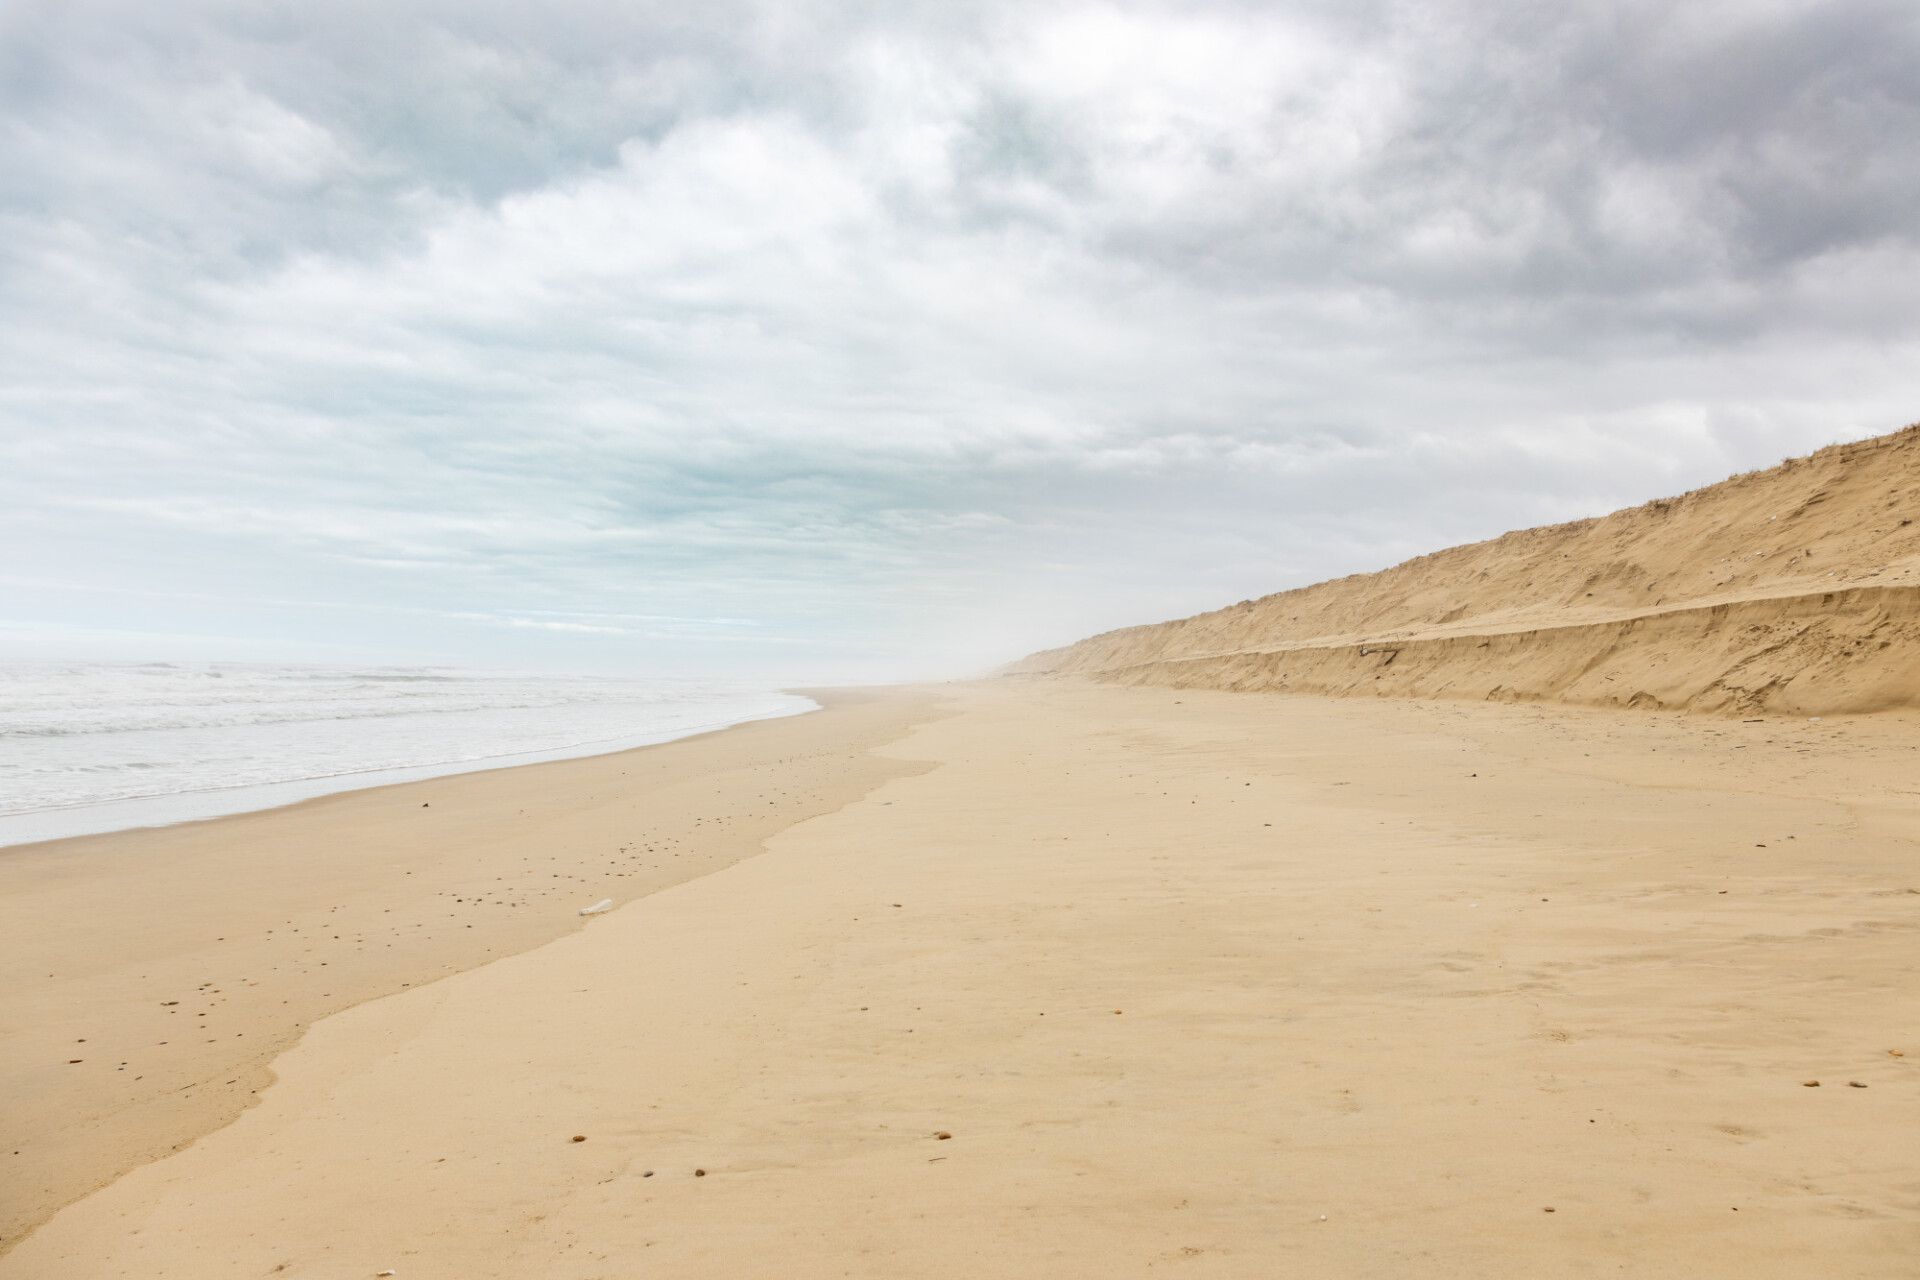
1010, 424, 1920, 714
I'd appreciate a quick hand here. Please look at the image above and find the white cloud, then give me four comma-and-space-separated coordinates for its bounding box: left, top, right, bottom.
2, 0, 1918, 676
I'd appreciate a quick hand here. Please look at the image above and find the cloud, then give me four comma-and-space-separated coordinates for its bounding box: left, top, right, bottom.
2, 0, 1918, 676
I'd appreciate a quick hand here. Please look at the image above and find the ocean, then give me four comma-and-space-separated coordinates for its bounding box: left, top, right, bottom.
0, 663, 815, 847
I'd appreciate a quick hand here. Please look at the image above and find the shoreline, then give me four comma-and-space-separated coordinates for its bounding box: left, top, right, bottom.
7, 678, 1918, 1275
0, 684, 947, 1258
0, 694, 818, 850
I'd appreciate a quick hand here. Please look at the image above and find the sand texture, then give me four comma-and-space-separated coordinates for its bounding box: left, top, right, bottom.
6, 680, 1917, 1277
0, 689, 940, 1256
1010, 424, 1920, 714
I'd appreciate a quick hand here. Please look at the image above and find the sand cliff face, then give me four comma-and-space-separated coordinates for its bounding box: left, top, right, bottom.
1011, 424, 1920, 714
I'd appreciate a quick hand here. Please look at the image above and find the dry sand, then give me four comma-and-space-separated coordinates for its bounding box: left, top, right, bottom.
5, 679, 1916, 1277
1012, 424, 1920, 714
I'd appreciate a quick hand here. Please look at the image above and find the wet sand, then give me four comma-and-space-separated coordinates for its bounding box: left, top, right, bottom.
5, 680, 1917, 1276
0, 687, 942, 1255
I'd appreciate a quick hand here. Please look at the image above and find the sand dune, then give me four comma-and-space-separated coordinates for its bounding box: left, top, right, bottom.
1011, 424, 1920, 714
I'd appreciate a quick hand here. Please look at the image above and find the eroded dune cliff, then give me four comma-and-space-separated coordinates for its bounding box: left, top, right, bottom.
1010, 424, 1920, 714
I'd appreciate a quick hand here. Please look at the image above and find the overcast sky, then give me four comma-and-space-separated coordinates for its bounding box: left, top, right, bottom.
3, 0, 1917, 679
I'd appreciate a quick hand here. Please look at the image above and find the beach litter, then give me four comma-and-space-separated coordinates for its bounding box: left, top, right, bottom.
579, 899, 613, 916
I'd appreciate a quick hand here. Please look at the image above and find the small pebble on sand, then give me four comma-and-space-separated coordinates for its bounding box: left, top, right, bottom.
1849, 1081, 1868, 1088
1802, 1080, 1820, 1087
695, 1168, 706, 1177
935, 1131, 952, 1140
571, 1135, 586, 1142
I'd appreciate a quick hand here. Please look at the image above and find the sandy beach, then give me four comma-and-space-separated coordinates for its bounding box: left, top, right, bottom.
0, 688, 939, 1257
12, 6, 1919, 1274
5, 678, 1915, 1277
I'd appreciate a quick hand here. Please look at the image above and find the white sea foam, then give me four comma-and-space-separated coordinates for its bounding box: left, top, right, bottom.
0, 663, 814, 846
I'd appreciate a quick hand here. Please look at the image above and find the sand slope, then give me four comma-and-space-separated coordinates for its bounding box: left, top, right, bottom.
6, 682, 1916, 1278
1011, 425, 1920, 714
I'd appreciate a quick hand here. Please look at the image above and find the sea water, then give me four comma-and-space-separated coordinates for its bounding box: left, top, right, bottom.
0, 663, 814, 847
